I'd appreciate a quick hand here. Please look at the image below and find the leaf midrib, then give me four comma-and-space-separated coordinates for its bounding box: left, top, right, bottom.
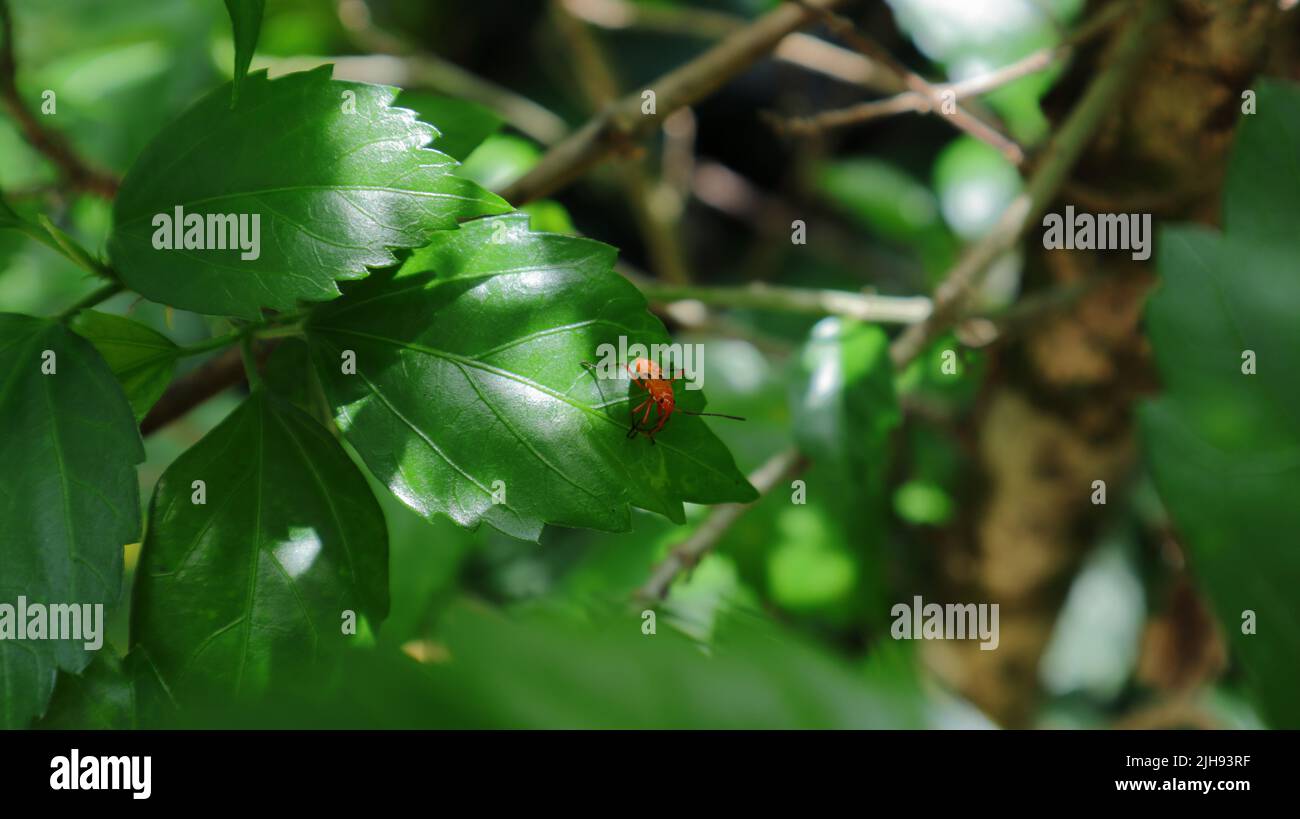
115, 184, 491, 231
314, 325, 745, 485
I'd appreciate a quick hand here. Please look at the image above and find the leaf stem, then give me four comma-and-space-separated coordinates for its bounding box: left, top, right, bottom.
1, 208, 119, 281
35, 215, 115, 279
175, 330, 244, 359
255, 321, 305, 340
174, 311, 306, 359
57, 282, 122, 321
0, 213, 115, 280
239, 335, 262, 390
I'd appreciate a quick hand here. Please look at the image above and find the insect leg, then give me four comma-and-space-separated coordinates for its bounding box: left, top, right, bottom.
650, 403, 670, 439
627, 398, 652, 438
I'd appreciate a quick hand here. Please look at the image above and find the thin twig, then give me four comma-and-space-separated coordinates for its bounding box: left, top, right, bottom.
889, 0, 1165, 369
500, 0, 849, 205
550, 0, 692, 283
336, 0, 569, 145
790, 0, 1024, 163
777, 1, 1126, 137
630, 275, 933, 325
637, 447, 808, 601
561, 0, 898, 92
0, 0, 119, 197
778, 48, 1057, 135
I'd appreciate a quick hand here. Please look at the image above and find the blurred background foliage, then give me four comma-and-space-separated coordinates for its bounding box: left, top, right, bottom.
4, 0, 1292, 729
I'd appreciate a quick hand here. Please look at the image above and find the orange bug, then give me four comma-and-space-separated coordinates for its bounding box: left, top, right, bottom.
623, 357, 745, 442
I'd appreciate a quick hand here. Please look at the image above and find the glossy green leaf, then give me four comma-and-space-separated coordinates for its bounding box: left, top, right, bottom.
72, 310, 178, 421
108, 66, 510, 318
306, 214, 756, 541
0, 314, 143, 728
395, 91, 503, 162
1142, 78, 1300, 728
223, 0, 265, 107
131, 389, 388, 700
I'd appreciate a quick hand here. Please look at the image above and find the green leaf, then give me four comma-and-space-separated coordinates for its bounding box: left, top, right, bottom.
306, 214, 756, 541
0, 314, 143, 728
457, 133, 541, 190
787, 320, 898, 626
72, 310, 178, 421
1142, 77, 1300, 728
520, 199, 577, 235
130, 389, 389, 700
394, 91, 503, 162
108, 66, 510, 318
37, 650, 137, 730
142, 603, 919, 728
813, 157, 957, 275
414, 604, 917, 728
814, 158, 941, 243
792, 318, 900, 480
261, 337, 330, 422
1223, 78, 1300, 248
223, 0, 265, 107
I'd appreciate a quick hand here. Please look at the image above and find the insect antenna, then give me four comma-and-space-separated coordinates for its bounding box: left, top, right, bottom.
679, 410, 746, 422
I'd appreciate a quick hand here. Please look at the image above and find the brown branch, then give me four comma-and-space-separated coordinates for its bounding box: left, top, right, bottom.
140, 341, 278, 436
499, 0, 849, 205
0, 0, 119, 197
